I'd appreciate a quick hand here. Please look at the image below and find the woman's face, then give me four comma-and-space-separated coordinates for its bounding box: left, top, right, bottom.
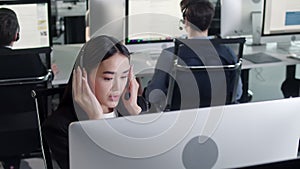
88, 53, 130, 113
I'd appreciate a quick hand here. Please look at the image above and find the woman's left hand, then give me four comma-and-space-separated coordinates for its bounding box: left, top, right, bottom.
122, 66, 142, 115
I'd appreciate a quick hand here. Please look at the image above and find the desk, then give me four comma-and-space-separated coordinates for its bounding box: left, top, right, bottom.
52, 44, 83, 85
241, 43, 300, 101
131, 43, 300, 76
52, 43, 300, 100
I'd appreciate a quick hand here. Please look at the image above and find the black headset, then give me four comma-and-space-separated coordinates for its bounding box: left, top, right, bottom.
15, 32, 19, 41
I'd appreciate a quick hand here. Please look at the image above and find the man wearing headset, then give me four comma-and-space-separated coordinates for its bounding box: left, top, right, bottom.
0, 7, 47, 169
0, 8, 20, 50
144, 0, 243, 111
0, 8, 46, 79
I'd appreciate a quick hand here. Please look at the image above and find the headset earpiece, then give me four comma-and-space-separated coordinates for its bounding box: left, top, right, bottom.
15, 32, 19, 41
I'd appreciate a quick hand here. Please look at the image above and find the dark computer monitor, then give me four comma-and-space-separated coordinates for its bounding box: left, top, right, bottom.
209, 0, 221, 37
261, 0, 300, 45
62, 0, 86, 4
63, 0, 79, 2
0, 0, 52, 50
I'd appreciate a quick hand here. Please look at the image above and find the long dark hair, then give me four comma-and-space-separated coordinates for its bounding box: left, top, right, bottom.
59, 35, 130, 108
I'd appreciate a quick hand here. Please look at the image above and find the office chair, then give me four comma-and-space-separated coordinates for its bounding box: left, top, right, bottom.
165, 37, 245, 111
31, 86, 66, 169
0, 67, 53, 169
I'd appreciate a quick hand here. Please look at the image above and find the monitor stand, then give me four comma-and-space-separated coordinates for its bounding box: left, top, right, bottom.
246, 12, 265, 46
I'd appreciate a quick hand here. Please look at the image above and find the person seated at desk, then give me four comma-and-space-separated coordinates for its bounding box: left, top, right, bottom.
0, 8, 46, 79
144, 0, 242, 110
0, 8, 47, 169
43, 35, 147, 169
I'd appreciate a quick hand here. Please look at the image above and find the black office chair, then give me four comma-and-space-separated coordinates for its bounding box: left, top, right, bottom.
31, 86, 66, 169
165, 37, 245, 111
0, 68, 53, 169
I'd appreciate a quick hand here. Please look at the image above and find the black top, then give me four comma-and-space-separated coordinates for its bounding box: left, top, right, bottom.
43, 96, 148, 169
0, 47, 47, 79
144, 42, 240, 110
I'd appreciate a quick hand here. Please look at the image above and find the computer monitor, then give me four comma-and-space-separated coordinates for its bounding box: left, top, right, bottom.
220, 0, 262, 38
0, 0, 52, 50
125, 0, 184, 44
89, 0, 124, 41
125, 0, 221, 53
63, 0, 82, 3
261, 0, 300, 46
69, 98, 300, 169
209, 0, 221, 36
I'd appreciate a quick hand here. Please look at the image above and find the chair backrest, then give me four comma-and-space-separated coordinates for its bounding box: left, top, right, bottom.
0, 50, 52, 167
166, 38, 245, 111
0, 71, 52, 157
31, 86, 66, 169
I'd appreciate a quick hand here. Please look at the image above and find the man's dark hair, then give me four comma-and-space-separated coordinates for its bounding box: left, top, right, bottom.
0, 8, 19, 46
180, 0, 215, 32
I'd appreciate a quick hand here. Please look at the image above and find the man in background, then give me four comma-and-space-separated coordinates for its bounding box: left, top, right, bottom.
0, 7, 47, 169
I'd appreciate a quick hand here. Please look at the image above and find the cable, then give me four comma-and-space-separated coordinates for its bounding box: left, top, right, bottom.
253, 67, 266, 82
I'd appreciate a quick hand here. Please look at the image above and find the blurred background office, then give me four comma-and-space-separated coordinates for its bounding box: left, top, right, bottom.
1, 0, 300, 168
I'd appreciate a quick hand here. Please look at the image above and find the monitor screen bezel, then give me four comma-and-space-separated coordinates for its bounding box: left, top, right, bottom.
0, 0, 52, 50
261, 0, 300, 38
125, 0, 221, 45
124, 0, 174, 45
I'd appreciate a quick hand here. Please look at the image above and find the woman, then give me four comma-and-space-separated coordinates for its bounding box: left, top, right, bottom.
43, 35, 145, 169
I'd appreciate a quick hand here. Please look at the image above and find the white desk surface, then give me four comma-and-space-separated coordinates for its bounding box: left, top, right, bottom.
51, 42, 300, 85
242, 43, 300, 69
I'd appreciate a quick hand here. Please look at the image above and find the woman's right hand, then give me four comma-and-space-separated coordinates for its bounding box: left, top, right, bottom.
72, 67, 104, 120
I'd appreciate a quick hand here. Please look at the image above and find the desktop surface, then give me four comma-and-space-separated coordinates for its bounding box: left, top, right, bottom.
52, 42, 300, 85
69, 98, 300, 169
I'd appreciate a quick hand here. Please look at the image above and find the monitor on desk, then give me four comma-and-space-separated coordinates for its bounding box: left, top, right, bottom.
125, 0, 184, 44
0, 0, 52, 50
220, 0, 262, 40
69, 98, 300, 169
125, 0, 183, 53
62, 0, 84, 3
89, 0, 124, 41
125, 0, 221, 53
261, 0, 300, 47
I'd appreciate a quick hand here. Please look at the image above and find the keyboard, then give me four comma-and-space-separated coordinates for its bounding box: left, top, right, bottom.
244, 52, 281, 64
287, 54, 300, 60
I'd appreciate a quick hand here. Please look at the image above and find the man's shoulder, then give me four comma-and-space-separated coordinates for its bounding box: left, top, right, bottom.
0, 47, 13, 54
163, 46, 175, 53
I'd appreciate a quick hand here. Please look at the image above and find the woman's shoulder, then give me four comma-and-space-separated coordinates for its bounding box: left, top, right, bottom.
43, 105, 78, 133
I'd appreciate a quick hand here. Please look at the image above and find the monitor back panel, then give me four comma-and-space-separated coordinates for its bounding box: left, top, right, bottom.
70, 98, 300, 169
